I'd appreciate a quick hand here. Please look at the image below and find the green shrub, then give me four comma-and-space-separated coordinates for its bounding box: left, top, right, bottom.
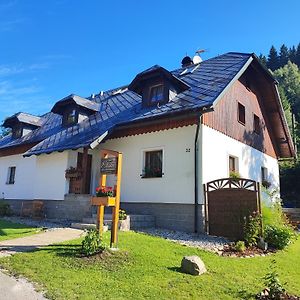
119, 209, 127, 221
235, 240, 246, 252
244, 212, 262, 247
264, 225, 295, 250
262, 201, 289, 228
81, 229, 105, 256
0, 201, 11, 216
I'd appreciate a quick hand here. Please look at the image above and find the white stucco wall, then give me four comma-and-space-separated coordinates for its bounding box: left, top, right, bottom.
0, 154, 36, 200
35, 151, 69, 200
200, 125, 280, 203
95, 125, 197, 204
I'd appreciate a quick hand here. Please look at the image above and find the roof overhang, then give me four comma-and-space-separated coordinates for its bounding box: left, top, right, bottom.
3, 113, 42, 129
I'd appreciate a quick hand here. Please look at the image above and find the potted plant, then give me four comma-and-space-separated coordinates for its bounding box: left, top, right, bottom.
229, 171, 241, 182
91, 186, 116, 206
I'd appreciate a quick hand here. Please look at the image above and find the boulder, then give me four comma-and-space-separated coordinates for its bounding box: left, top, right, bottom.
181, 255, 207, 276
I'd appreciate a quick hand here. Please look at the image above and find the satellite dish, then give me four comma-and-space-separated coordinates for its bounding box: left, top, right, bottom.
193, 55, 202, 64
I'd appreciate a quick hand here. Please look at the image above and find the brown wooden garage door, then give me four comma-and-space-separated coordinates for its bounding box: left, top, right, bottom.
204, 178, 261, 241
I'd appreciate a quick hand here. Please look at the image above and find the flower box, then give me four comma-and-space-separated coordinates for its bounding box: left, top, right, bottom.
65, 167, 83, 179
91, 196, 116, 207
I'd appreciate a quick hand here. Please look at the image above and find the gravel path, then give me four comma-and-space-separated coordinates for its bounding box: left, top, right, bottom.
0, 271, 47, 300
139, 228, 229, 252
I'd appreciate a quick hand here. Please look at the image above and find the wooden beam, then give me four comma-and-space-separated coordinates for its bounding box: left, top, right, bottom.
81, 147, 89, 194
110, 152, 122, 248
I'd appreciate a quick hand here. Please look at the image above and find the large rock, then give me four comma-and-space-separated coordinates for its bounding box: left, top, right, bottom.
181, 255, 207, 276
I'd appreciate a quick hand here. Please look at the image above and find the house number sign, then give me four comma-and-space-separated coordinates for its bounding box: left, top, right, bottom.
100, 157, 118, 174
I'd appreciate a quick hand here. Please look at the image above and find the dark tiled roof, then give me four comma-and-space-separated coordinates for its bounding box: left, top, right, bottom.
0, 52, 253, 156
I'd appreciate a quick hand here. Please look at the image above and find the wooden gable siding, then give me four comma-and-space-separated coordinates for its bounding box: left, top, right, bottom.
202, 77, 277, 158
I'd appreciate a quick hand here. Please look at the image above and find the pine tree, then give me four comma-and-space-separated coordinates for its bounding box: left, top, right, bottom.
296, 43, 300, 68
279, 44, 289, 67
258, 54, 267, 67
0, 126, 10, 138
289, 46, 297, 64
267, 46, 280, 71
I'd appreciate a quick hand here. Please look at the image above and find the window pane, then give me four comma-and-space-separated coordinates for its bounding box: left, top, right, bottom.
261, 167, 268, 182
238, 103, 245, 125
67, 109, 77, 124
8, 166, 16, 184
150, 85, 164, 103
254, 114, 260, 134
229, 156, 237, 172
144, 150, 163, 178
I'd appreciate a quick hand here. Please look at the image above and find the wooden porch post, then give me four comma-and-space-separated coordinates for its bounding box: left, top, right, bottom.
81, 147, 89, 194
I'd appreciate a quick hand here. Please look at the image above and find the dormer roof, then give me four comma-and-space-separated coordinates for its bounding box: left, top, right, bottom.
128, 65, 189, 95
51, 94, 99, 115
3, 112, 43, 128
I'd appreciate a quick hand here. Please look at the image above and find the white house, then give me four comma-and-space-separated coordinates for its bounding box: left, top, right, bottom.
0, 52, 295, 232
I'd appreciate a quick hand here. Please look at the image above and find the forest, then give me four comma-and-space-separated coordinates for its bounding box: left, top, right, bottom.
259, 43, 300, 207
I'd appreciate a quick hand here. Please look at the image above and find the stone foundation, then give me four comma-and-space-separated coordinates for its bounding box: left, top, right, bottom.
120, 202, 205, 233
3, 197, 205, 232
3, 194, 92, 221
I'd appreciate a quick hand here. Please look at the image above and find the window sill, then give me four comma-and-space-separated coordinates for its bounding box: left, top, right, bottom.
6, 182, 15, 185
238, 120, 245, 126
140, 174, 164, 179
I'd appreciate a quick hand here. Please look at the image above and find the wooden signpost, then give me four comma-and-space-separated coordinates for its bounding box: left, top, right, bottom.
91, 149, 122, 248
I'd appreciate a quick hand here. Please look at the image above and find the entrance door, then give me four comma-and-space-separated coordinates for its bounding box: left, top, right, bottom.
77, 152, 92, 194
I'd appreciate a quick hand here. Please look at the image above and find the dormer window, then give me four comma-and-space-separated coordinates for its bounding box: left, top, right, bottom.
51, 94, 99, 127
149, 84, 164, 103
63, 108, 78, 126
2, 112, 42, 139
128, 65, 190, 108
12, 126, 23, 139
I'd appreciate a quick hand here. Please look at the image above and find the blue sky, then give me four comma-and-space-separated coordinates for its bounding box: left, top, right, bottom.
0, 0, 299, 122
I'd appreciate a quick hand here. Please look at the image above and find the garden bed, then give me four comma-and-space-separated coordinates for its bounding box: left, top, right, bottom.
222, 244, 276, 258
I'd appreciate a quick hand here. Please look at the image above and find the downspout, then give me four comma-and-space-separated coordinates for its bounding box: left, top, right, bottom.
194, 116, 201, 233
194, 107, 214, 233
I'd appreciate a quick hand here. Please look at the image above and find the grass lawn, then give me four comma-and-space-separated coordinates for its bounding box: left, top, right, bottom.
0, 231, 299, 300
0, 219, 41, 241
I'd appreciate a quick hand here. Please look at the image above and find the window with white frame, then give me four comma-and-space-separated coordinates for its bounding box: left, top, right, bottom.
228, 155, 238, 174
261, 167, 268, 182
6, 166, 16, 184
141, 149, 163, 178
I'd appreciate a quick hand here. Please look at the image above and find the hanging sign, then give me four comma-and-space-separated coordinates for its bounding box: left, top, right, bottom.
100, 157, 118, 174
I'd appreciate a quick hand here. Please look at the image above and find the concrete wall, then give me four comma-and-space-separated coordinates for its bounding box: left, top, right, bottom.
96, 125, 197, 204
35, 151, 69, 200
200, 125, 280, 203
0, 154, 36, 200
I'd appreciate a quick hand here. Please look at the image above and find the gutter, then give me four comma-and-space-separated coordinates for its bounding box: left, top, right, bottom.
194, 106, 214, 233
